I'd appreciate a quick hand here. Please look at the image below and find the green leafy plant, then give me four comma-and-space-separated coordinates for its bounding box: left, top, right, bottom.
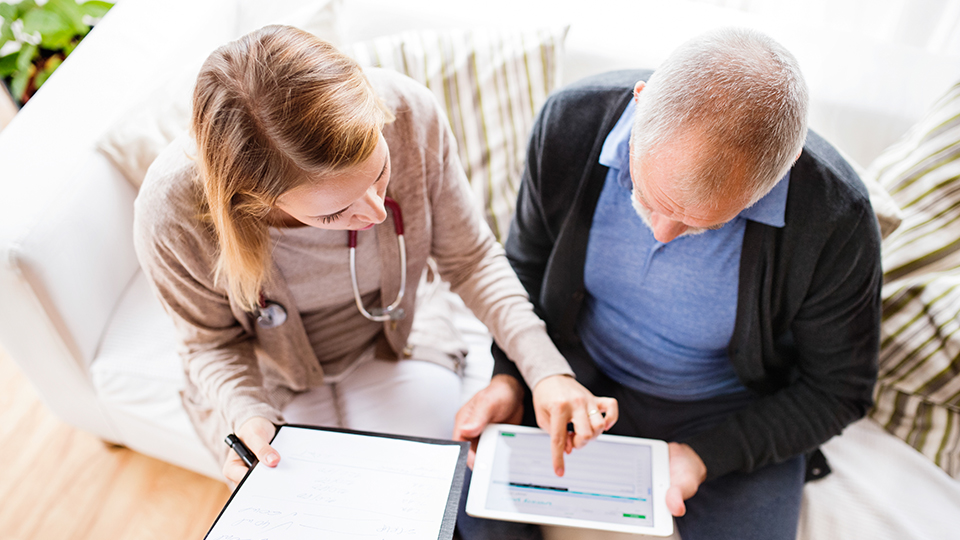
0, 0, 113, 105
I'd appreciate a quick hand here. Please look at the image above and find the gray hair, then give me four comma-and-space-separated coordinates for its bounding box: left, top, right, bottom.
630, 27, 809, 206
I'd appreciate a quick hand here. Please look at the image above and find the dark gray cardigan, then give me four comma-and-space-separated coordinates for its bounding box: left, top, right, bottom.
493, 70, 882, 481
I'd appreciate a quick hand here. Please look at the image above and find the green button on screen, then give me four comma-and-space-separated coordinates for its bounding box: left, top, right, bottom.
623, 513, 646, 519
501, 432, 515, 437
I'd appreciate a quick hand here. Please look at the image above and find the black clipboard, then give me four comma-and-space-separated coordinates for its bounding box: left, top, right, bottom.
205, 424, 469, 540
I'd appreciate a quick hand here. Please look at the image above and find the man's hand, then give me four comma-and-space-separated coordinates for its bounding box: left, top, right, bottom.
453, 374, 526, 468
223, 416, 280, 485
665, 442, 707, 517
532, 375, 618, 477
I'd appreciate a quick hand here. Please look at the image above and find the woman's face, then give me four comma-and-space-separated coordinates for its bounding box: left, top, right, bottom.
275, 134, 392, 230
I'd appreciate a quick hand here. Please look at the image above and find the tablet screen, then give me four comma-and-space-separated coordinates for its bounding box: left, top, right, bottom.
484, 429, 657, 528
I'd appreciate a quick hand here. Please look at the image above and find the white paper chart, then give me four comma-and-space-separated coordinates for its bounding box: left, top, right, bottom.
206, 427, 463, 540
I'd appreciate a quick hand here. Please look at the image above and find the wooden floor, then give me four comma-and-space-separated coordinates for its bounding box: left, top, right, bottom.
0, 347, 231, 540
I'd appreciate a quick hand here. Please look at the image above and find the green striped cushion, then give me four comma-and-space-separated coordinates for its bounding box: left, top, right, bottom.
873, 383, 960, 479
874, 272, 960, 478
871, 82, 960, 284
868, 81, 960, 479
879, 274, 960, 402
346, 27, 568, 241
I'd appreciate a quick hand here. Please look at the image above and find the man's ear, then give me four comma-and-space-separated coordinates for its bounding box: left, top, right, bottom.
634, 81, 646, 101
795, 148, 802, 160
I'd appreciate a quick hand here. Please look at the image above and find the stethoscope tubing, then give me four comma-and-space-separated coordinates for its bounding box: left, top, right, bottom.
350, 233, 406, 322
348, 197, 406, 322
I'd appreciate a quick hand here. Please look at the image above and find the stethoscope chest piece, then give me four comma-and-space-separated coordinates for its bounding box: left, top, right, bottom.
256, 300, 288, 329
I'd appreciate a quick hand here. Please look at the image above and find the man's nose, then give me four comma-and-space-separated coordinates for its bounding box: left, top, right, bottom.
649, 213, 687, 243
357, 186, 387, 224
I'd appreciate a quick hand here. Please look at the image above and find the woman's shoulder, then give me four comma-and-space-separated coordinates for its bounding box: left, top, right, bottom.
365, 68, 443, 126
136, 136, 202, 220
134, 134, 212, 252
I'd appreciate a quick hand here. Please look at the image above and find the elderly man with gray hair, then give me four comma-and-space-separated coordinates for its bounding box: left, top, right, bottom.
454, 27, 881, 539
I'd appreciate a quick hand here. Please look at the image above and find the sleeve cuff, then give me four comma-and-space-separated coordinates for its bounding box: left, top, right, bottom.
504, 326, 575, 390
225, 396, 285, 435
681, 420, 751, 481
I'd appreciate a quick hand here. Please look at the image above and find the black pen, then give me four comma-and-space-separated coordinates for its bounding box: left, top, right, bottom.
225, 433, 258, 468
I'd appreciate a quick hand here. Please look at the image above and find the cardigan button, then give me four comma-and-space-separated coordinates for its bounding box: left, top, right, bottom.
402, 346, 413, 357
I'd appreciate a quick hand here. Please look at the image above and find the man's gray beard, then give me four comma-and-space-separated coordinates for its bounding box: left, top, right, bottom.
630, 189, 708, 239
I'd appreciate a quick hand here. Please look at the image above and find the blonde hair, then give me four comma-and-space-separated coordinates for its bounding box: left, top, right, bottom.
630, 27, 808, 207
191, 25, 391, 312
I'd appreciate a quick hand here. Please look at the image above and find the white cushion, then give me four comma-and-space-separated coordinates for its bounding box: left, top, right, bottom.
797, 418, 960, 540
96, 67, 198, 190
89, 269, 222, 478
90, 270, 187, 432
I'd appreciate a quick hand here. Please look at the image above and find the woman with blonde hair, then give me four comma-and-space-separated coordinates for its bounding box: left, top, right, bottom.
133, 24, 616, 489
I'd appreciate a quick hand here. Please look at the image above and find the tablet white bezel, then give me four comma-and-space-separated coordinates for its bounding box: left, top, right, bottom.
466, 424, 673, 537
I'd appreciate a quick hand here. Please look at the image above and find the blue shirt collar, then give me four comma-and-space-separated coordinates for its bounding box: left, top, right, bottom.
739, 171, 789, 227
598, 98, 789, 229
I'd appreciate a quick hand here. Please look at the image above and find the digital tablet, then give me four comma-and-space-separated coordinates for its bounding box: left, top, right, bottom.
466, 424, 673, 536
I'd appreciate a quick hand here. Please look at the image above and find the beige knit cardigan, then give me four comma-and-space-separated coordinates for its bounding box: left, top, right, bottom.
133, 68, 572, 461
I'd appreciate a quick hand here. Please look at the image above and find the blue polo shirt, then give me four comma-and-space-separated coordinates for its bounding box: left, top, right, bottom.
577, 100, 790, 401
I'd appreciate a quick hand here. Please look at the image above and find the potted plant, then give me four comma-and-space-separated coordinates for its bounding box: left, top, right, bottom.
0, 0, 113, 106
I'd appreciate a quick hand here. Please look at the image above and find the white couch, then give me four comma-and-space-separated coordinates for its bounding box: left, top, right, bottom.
1, 0, 959, 538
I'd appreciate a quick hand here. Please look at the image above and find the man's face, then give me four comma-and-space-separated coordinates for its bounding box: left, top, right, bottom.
628, 137, 749, 243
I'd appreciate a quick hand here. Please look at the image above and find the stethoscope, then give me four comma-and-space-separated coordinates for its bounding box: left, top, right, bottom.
256, 197, 406, 329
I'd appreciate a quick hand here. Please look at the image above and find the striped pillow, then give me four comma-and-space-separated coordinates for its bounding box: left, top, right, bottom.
346, 27, 568, 241
871, 82, 960, 284
868, 81, 960, 479
873, 271, 960, 478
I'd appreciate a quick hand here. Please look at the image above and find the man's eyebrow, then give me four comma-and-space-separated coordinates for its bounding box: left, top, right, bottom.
310, 156, 388, 219
636, 179, 730, 228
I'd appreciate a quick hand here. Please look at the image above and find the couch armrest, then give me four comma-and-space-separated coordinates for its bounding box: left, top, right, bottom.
0, 0, 237, 442
0, 147, 145, 443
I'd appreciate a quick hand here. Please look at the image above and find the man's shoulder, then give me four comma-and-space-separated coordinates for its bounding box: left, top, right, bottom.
544, 70, 651, 114
786, 131, 879, 240
794, 131, 872, 210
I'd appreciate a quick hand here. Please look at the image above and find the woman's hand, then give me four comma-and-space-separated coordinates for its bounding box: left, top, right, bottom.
453, 374, 526, 468
531, 375, 618, 477
223, 416, 280, 485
